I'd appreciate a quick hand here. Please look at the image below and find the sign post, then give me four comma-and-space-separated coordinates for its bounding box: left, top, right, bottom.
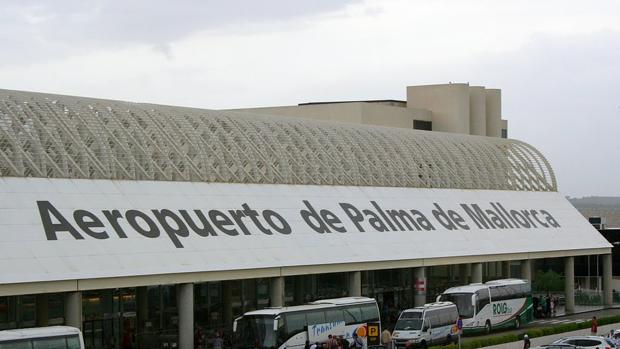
367, 323, 380, 347
457, 317, 463, 349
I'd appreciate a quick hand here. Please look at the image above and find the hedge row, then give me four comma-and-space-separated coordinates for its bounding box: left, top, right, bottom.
429, 314, 620, 349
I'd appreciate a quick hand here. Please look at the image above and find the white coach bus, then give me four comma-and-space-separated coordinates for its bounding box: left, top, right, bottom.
233, 297, 381, 349
0, 326, 85, 349
437, 279, 533, 334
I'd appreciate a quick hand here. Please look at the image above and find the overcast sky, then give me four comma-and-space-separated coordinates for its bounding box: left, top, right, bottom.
1, 0, 619, 197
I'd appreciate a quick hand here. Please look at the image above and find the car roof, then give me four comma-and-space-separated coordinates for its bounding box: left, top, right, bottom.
557, 336, 606, 340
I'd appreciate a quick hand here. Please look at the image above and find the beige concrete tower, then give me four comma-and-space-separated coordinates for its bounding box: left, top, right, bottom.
485, 89, 502, 137
407, 83, 471, 134
469, 86, 487, 136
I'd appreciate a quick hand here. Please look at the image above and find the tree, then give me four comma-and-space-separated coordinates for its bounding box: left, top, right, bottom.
533, 269, 564, 293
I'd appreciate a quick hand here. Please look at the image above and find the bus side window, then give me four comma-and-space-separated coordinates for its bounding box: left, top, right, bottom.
344, 306, 362, 325
325, 309, 344, 323
476, 290, 489, 310
67, 335, 81, 349
285, 313, 307, 338
306, 311, 326, 326
360, 304, 379, 323
0, 340, 32, 349
33, 337, 67, 349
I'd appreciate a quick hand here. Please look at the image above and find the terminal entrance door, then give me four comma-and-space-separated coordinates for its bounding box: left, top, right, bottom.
82, 288, 137, 349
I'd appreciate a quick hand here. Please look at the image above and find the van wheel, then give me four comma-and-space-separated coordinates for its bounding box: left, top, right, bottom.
420, 340, 427, 349
515, 317, 521, 329
485, 320, 492, 334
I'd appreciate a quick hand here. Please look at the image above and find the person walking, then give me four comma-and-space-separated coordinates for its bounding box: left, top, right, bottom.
591, 316, 598, 335
523, 334, 530, 349
381, 328, 393, 349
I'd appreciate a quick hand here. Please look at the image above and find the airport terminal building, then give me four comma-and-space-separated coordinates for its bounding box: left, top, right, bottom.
0, 84, 612, 349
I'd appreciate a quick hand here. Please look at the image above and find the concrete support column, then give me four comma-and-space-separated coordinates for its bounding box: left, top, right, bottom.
603, 254, 613, 306
64, 292, 82, 330
177, 283, 194, 349
222, 281, 233, 328
502, 261, 511, 278
520, 260, 532, 281
565, 257, 575, 314
36, 294, 49, 327
348, 271, 362, 297
270, 276, 285, 307
472, 263, 483, 283
413, 267, 427, 307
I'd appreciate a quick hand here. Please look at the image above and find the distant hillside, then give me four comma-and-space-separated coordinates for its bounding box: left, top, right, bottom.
569, 196, 620, 228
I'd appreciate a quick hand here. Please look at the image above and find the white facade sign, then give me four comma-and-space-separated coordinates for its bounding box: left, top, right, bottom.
0, 177, 610, 284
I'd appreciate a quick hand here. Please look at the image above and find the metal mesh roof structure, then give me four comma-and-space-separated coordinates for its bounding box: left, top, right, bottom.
0, 89, 556, 191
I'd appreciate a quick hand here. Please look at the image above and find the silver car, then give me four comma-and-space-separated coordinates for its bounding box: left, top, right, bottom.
552, 336, 617, 349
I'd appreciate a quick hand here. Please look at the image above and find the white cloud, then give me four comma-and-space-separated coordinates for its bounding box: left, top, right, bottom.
0, 0, 619, 196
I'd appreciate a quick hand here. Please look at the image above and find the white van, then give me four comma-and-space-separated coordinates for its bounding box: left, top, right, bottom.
0, 326, 85, 349
392, 302, 459, 349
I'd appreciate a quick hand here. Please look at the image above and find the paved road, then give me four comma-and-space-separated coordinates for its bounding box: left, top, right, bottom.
463, 307, 620, 342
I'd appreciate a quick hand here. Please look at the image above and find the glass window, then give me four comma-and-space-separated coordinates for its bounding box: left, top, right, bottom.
66, 336, 80, 349
325, 309, 344, 323
285, 313, 306, 337
476, 290, 490, 311
413, 120, 432, 131
234, 315, 277, 349
0, 340, 33, 349
576, 340, 601, 347
360, 304, 379, 322
439, 293, 474, 318
343, 306, 361, 324
306, 311, 325, 326
32, 337, 66, 349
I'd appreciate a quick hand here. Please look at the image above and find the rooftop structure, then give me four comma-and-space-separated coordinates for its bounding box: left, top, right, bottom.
0, 89, 552, 191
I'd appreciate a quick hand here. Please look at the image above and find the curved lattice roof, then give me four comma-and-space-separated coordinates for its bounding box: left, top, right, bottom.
0, 89, 556, 191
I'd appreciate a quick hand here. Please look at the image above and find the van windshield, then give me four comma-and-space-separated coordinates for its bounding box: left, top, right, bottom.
394, 311, 423, 331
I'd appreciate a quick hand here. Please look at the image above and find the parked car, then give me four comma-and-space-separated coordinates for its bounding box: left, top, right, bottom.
532, 344, 584, 349
552, 336, 617, 349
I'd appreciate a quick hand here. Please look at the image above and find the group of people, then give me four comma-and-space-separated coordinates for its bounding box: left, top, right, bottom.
304, 333, 364, 349
194, 327, 225, 349
533, 294, 559, 318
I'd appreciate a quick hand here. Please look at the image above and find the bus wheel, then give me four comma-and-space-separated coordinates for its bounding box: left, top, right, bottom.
515, 317, 521, 329
445, 335, 452, 345
485, 320, 492, 334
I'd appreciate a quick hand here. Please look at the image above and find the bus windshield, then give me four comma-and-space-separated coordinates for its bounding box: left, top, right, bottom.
394, 311, 423, 331
234, 315, 278, 349
438, 293, 474, 318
